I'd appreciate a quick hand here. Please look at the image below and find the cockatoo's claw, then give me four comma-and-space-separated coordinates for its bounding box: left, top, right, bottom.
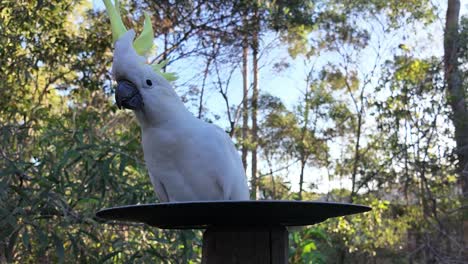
115, 80, 144, 110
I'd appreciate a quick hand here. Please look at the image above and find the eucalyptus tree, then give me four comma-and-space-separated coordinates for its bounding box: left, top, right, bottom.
444, 0, 468, 253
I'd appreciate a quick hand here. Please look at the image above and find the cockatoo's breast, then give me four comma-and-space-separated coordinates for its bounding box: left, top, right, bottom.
141, 118, 249, 202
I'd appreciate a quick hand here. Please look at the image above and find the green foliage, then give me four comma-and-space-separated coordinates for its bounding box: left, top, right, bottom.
0, 1, 201, 262
258, 175, 293, 200
320, 65, 360, 91
326, 197, 412, 255
288, 194, 420, 262
459, 16, 468, 85
290, 226, 330, 263
394, 57, 431, 85
277, 0, 436, 58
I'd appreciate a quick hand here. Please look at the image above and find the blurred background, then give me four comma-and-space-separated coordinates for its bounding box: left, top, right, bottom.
1, 0, 468, 262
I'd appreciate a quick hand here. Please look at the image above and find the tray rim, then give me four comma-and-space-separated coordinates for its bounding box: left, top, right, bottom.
96, 200, 372, 229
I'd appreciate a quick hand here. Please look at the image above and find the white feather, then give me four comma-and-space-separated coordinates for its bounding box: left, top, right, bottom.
112, 30, 250, 202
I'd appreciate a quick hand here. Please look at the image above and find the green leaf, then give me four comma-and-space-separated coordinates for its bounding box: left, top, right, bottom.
98, 251, 121, 263
54, 235, 65, 264
22, 229, 30, 249
36, 228, 48, 248
303, 242, 317, 253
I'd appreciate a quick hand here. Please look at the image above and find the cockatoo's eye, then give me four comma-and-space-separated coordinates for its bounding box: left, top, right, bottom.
146, 79, 152, 86
115, 80, 144, 110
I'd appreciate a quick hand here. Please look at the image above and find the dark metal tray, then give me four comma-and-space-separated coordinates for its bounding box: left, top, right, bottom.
96, 200, 371, 229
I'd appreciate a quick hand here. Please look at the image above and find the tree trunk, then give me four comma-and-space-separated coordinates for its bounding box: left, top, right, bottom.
163, 32, 168, 72
298, 83, 311, 200
241, 14, 249, 172
198, 57, 212, 119
350, 111, 362, 202
444, 0, 468, 250
445, 0, 467, 193
298, 158, 306, 200
250, 4, 259, 200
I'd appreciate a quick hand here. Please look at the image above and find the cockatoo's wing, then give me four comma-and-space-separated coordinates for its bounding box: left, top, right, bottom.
142, 119, 249, 202
209, 125, 249, 200
148, 171, 169, 203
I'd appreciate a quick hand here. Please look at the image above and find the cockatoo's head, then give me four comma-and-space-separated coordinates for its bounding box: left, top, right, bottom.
103, 0, 177, 113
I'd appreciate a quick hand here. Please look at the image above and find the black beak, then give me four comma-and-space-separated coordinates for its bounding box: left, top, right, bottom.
115, 80, 144, 110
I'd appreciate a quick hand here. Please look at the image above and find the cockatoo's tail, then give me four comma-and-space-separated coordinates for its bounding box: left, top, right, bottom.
103, 0, 177, 83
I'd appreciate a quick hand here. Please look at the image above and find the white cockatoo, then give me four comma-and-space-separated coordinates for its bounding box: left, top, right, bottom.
103, 0, 249, 202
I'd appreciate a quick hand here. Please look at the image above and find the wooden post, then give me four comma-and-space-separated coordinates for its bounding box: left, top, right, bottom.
202, 226, 288, 264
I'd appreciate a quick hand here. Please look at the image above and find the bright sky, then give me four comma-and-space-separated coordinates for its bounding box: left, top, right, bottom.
91, 0, 468, 194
